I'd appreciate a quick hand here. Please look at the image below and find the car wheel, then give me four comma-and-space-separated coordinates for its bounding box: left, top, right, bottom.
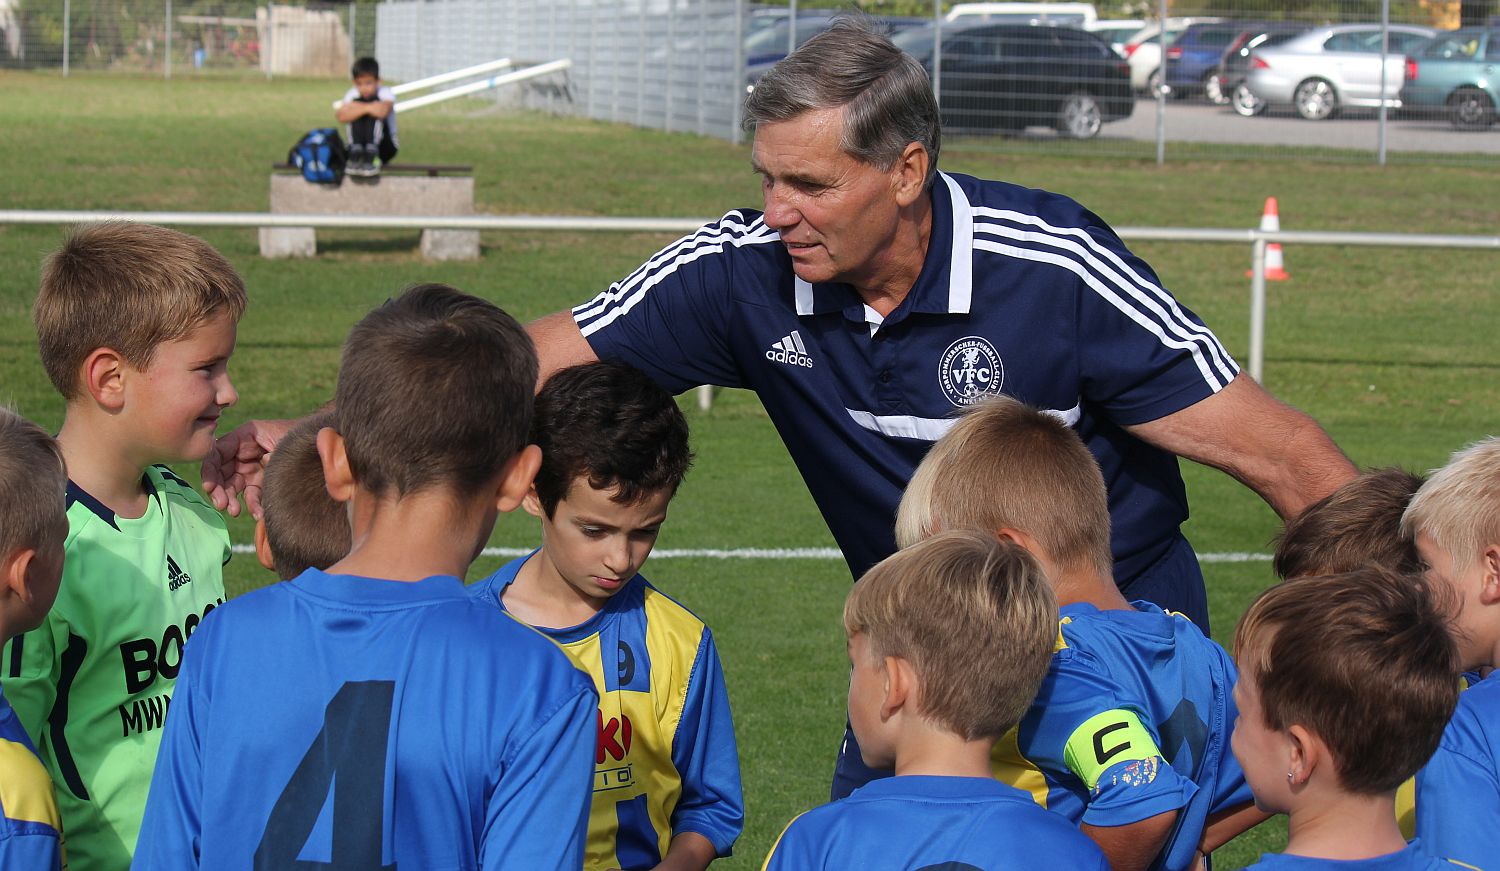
1056, 91, 1102, 139
1232, 83, 1265, 117
1147, 68, 1165, 97
1448, 87, 1496, 130
1293, 78, 1337, 120
1205, 72, 1229, 105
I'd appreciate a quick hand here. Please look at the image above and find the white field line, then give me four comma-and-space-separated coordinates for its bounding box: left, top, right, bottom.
228, 544, 1270, 563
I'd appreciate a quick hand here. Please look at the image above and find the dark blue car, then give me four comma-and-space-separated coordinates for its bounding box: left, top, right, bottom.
1165, 21, 1252, 99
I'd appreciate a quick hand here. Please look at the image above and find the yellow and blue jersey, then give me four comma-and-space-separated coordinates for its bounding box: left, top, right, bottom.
1414, 671, 1499, 869
1, 690, 65, 870
993, 601, 1251, 871
471, 553, 743, 871
761, 775, 1109, 870
132, 569, 598, 870
1242, 841, 1476, 870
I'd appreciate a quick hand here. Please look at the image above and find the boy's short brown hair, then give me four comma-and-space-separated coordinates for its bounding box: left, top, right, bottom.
35, 223, 247, 400
1234, 566, 1458, 794
262, 410, 349, 580
336, 284, 537, 499
1402, 436, 1500, 576
1273, 467, 1425, 580
895, 396, 1111, 577
0, 408, 67, 559
844, 529, 1058, 741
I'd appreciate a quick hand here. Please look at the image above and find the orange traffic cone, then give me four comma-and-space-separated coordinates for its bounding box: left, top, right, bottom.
1247, 197, 1290, 280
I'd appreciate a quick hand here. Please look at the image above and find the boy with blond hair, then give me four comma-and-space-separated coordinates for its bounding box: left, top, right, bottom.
133, 284, 597, 870
1272, 467, 1425, 581
252, 409, 350, 580
1403, 435, 1500, 869
763, 530, 1108, 870
468, 360, 742, 871
895, 396, 1257, 871
2, 223, 244, 871
1231, 567, 1462, 869
0, 409, 70, 870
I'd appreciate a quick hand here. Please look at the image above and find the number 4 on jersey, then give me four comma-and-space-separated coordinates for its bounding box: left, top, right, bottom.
255, 681, 397, 871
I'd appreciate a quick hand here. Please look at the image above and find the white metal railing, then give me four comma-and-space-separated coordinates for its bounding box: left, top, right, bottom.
3, 209, 1496, 389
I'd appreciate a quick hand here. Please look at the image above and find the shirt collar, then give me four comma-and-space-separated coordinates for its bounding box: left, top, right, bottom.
794, 171, 974, 319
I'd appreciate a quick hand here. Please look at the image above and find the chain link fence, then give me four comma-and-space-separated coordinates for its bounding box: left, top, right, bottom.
4, 0, 1495, 163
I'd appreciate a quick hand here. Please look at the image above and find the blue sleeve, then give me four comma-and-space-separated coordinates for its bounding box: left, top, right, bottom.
478, 681, 598, 871
1020, 652, 1195, 827
572, 212, 766, 392
1068, 211, 1239, 425
669, 629, 744, 856
1414, 711, 1500, 869
132, 623, 213, 870
0, 829, 64, 871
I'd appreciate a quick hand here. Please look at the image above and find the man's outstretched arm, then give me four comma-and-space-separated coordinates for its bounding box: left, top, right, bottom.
527, 310, 599, 390
1126, 372, 1357, 520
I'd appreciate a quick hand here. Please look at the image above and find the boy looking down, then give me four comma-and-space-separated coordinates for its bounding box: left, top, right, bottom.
469, 360, 743, 871
252, 409, 349, 580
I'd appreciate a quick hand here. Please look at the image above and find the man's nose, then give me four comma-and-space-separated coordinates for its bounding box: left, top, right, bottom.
761, 184, 799, 231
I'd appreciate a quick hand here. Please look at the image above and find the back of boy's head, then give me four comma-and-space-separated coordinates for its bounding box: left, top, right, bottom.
336, 283, 536, 500
1402, 436, 1500, 575
1234, 566, 1459, 794
35, 222, 247, 401
531, 361, 692, 517
351, 57, 379, 79
844, 529, 1058, 741
1273, 467, 1425, 580
262, 409, 349, 580
0, 408, 67, 559
895, 396, 1111, 577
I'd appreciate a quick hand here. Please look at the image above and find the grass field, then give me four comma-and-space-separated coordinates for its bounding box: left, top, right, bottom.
1, 70, 1496, 868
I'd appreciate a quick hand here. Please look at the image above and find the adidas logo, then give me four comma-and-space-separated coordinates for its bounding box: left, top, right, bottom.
765, 330, 814, 368
166, 555, 192, 592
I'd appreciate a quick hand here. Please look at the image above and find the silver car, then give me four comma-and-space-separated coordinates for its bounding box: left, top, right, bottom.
1244, 23, 1436, 119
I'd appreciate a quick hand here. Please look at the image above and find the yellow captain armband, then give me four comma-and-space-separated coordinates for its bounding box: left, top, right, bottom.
1062, 709, 1163, 790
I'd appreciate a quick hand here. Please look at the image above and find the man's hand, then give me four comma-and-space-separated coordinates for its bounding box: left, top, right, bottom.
1126, 372, 1357, 520
202, 419, 296, 519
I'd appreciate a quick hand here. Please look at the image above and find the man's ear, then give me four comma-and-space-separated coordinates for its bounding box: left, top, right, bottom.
880, 655, 916, 721
81, 348, 128, 410
253, 519, 276, 572
315, 426, 356, 504
494, 445, 543, 514
891, 141, 930, 209
1477, 545, 1500, 606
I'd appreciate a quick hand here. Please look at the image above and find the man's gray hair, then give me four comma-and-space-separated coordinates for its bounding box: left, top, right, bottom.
743, 17, 941, 189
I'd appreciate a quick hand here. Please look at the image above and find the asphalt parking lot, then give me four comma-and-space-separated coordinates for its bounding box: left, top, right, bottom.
1106, 98, 1500, 154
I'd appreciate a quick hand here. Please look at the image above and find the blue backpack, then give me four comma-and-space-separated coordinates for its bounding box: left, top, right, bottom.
288, 128, 347, 184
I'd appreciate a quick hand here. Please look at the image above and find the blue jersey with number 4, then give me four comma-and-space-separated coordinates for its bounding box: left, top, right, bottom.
132, 569, 599, 870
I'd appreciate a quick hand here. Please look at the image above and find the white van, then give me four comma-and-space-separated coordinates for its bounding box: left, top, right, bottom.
944, 3, 1100, 28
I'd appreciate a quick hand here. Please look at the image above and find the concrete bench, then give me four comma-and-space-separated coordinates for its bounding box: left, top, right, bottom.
260, 164, 480, 261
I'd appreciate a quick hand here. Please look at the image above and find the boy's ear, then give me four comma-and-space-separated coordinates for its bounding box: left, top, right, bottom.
315, 426, 356, 503
3, 548, 37, 603
1477, 545, 1500, 606
81, 348, 127, 410
1285, 724, 1319, 788
494, 445, 543, 514
880, 655, 915, 721
253, 519, 276, 573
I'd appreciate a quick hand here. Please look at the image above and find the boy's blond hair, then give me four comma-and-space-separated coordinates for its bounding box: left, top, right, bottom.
261, 410, 350, 580
1234, 566, 1458, 794
35, 223, 247, 400
1402, 436, 1500, 574
0, 408, 67, 559
896, 396, 1111, 577
844, 529, 1058, 741
1273, 467, 1425, 580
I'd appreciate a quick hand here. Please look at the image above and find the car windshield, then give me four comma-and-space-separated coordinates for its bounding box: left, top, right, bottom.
1421, 33, 1482, 59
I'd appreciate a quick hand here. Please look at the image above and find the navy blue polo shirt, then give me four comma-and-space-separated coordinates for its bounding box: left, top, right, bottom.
574, 172, 1239, 584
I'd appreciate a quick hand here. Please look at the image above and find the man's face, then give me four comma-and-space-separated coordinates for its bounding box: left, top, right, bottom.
751, 107, 906, 290
354, 73, 380, 100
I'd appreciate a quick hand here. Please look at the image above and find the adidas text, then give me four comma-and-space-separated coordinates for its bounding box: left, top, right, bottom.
765, 347, 814, 368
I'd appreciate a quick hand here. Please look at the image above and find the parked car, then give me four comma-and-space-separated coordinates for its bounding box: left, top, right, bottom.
1164, 21, 1252, 99
945, 2, 1099, 28
743, 10, 838, 67
892, 22, 1133, 139
1400, 28, 1500, 129
1245, 23, 1437, 119
1122, 17, 1222, 93
1214, 23, 1311, 114
1085, 18, 1147, 54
